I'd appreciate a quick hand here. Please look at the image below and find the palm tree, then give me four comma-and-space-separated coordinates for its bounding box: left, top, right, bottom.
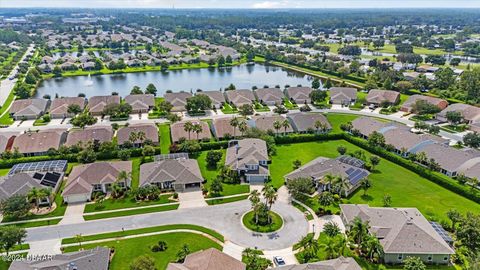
347, 217, 370, 249
128, 132, 138, 144
111, 182, 124, 199
192, 124, 203, 140
238, 120, 248, 137
416, 151, 428, 165
364, 234, 384, 262
273, 120, 281, 136
361, 178, 371, 196
298, 235, 319, 261
319, 236, 339, 259
27, 187, 41, 210
75, 234, 83, 250
321, 174, 336, 191
117, 170, 131, 188
136, 131, 146, 145
314, 120, 322, 133
40, 188, 52, 208
333, 176, 350, 197
184, 121, 194, 140
249, 190, 261, 224
282, 119, 290, 135
229, 117, 239, 138
262, 185, 278, 212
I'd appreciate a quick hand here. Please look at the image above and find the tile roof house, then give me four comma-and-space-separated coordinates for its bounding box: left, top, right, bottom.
382, 127, 448, 155
88, 95, 121, 115
167, 248, 245, 270
249, 115, 294, 134
287, 112, 331, 133
212, 117, 242, 139
140, 159, 203, 192
164, 92, 192, 112
49, 97, 87, 118
400, 95, 448, 113
12, 130, 67, 156
286, 87, 313, 105
340, 204, 454, 264
117, 123, 159, 147
254, 88, 285, 106
272, 257, 361, 270
124, 94, 155, 113
329, 87, 357, 105
436, 103, 480, 124
0, 171, 63, 203
365, 89, 400, 106
62, 161, 132, 203
285, 156, 369, 196
225, 139, 269, 183
225, 89, 256, 107
0, 132, 18, 153
9, 98, 50, 120
65, 126, 114, 147
9, 247, 110, 270
197, 91, 226, 109
170, 121, 211, 142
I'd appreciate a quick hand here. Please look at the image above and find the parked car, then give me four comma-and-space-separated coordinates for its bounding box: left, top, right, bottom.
273, 256, 286, 266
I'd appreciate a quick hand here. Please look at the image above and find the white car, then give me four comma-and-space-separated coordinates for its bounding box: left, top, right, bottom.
273, 256, 286, 266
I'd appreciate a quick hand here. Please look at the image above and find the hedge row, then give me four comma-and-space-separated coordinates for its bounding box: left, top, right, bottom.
343, 134, 480, 204
274, 133, 344, 144
199, 141, 229, 151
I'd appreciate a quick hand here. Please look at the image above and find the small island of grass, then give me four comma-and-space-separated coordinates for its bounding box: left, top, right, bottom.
242, 210, 283, 233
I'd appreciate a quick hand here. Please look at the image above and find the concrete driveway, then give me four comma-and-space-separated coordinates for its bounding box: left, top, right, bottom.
58, 202, 85, 225
178, 190, 207, 208
25, 200, 308, 251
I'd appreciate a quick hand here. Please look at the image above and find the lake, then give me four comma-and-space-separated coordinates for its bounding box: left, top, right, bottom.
35, 64, 315, 98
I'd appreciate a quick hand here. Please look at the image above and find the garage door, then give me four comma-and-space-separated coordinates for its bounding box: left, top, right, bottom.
65, 194, 89, 204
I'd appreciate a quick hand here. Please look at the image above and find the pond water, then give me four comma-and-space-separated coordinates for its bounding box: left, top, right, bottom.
35, 64, 315, 98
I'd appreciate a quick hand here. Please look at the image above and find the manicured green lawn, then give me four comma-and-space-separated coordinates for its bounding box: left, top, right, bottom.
206, 194, 249, 205
324, 113, 359, 133
254, 102, 270, 112
83, 204, 179, 221
0, 168, 10, 176
84, 194, 174, 213
5, 218, 62, 228
0, 113, 14, 126
242, 210, 283, 233
63, 232, 222, 270
271, 140, 480, 222
0, 253, 27, 270
62, 224, 224, 244
158, 124, 171, 154
221, 103, 238, 114
283, 98, 298, 110
131, 158, 141, 188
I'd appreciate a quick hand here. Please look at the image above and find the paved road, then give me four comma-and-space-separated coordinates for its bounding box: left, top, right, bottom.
0, 44, 35, 106
25, 200, 308, 251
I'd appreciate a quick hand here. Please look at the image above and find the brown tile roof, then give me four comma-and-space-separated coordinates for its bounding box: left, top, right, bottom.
366, 89, 400, 104
437, 103, 480, 123
49, 97, 86, 116
250, 115, 294, 133
65, 126, 114, 147
272, 257, 361, 270
124, 94, 155, 111
212, 117, 242, 138
63, 161, 132, 196
170, 121, 211, 142
88, 95, 121, 114
12, 129, 66, 154
225, 89, 256, 107
198, 91, 226, 106
167, 248, 245, 270
254, 88, 285, 104
140, 159, 203, 186
401, 95, 448, 112
116, 123, 159, 145
286, 112, 331, 132
164, 92, 192, 112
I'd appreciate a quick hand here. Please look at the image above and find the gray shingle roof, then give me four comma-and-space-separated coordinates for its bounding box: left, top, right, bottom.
198, 91, 226, 106
287, 112, 331, 132
255, 88, 285, 104
225, 139, 269, 171
88, 95, 121, 114
170, 121, 211, 142
225, 89, 256, 107
65, 126, 114, 147
0, 172, 59, 201
167, 248, 245, 270
340, 204, 454, 255
272, 257, 361, 270
366, 89, 400, 104
401, 95, 448, 112
250, 115, 294, 133
437, 103, 480, 123
10, 98, 49, 118
12, 129, 66, 154
286, 87, 313, 103
116, 123, 159, 145
140, 159, 203, 186
124, 94, 155, 111
164, 92, 192, 112
329, 87, 357, 103
49, 97, 86, 116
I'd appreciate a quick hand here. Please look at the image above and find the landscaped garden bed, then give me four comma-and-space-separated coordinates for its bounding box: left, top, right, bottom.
242, 210, 283, 233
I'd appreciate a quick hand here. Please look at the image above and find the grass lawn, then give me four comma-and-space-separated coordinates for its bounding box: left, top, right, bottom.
62, 224, 224, 244
0, 253, 27, 270
283, 98, 298, 110
131, 158, 141, 188
291, 201, 314, 220
221, 103, 238, 114
6, 218, 62, 228
271, 140, 480, 222
323, 113, 359, 133
158, 124, 171, 154
83, 204, 179, 221
62, 232, 222, 270
206, 194, 249, 205
84, 194, 174, 213
242, 210, 283, 233
254, 102, 270, 112
0, 168, 10, 176
0, 113, 14, 126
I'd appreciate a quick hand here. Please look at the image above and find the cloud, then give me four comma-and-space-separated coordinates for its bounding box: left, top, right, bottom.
252, 0, 289, 8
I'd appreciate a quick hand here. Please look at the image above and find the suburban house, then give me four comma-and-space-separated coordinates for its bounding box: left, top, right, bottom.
170, 121, 211, 142
65, 126, 114, 147
329, 87, 357, 105
273, 257, 361, 270
9, 247, 110, 270
116, 123, 159, 147
12, 129, 67, 156
212, 117, 242, 139
140, 159, 203, 192
350, 117, 393, 138
88, 95, 121, 115
400, 95, 448, 113
62, 161, 132, 203
164, 92, 192, 112
286, 86, 313, 104
225, 89, 256, 107
340, 204, 454, 264
49, 97, 87, 118
365, 89, 400, 107
249, 115, 294, 134
0, 171, 63, 203
285, 156, 369, 196
167, 248, 245, 270
198, 91, 226, 109
254, 87, 285, 106
9, 98, 50, 120
0, 132, 18, 153
403, 72, 421, 81
225, 139, 269, 183
436, 103, 480, 124
124, 94, 155, 113
287, 112, 331, 133
382, 127, 449, 156
417, 64, 439, 73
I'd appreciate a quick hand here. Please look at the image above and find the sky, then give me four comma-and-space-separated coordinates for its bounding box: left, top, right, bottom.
1, 0, 480, 9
